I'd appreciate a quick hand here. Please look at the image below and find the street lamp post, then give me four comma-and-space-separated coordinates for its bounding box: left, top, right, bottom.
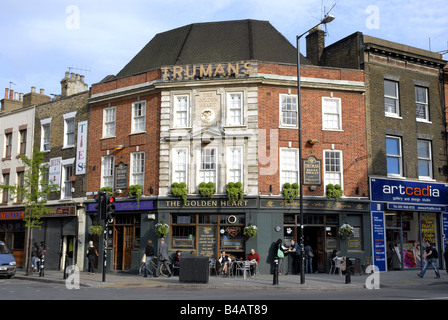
297, 14, 334, 285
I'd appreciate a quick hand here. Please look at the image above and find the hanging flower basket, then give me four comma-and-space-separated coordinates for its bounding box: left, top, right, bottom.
155, 220, 169, 238
243, 223, 258, 238
339, 224, 354, 239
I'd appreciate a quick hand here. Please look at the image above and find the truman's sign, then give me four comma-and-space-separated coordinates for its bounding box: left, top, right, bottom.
161, 61, 255, 81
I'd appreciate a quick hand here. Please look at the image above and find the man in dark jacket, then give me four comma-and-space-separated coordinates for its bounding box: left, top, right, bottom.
155, 238, 172, 277
417, 241, 440, 279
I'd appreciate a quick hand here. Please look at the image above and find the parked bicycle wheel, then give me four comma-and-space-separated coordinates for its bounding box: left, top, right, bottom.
159, 261, 171, 276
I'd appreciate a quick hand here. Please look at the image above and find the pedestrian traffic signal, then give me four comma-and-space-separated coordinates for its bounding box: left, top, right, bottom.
106, 196, 116, 221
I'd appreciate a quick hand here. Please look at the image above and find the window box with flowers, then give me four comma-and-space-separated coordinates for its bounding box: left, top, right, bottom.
155, 220, 169, 238
339, 224, 354, 239
243, 223, 258, 239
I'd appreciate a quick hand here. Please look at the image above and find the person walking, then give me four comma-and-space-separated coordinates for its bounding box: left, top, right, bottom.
417, 241, 440, 279
275, 239, 287, 276
155, 237, 171, 277
304, 243, 314, 274
144, 240, 154, 277
444, 240, 448, 275
86, 241, 97, 275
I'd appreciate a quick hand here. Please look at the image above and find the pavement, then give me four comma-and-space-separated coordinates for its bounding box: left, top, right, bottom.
13, 267, 448, 290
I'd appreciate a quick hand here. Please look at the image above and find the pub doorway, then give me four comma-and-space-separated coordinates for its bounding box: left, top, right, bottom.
108, 214, 140, 271
304, 226, 325, 273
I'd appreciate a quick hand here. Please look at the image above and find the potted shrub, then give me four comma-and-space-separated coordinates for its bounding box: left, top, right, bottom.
90, 223, 103, 237
198, 181, 215, 198
226, 182, 243, 202
326, 184, 344, 199
129, 184, 143, 202
282, 182, 299, 203
100, 186, 112, 194
171, 182, 188, 204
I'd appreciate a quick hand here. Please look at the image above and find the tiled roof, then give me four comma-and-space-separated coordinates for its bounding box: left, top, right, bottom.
115, 19, 310, 78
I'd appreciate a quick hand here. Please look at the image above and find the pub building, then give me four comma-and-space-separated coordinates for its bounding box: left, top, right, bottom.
88, 19, 370, 274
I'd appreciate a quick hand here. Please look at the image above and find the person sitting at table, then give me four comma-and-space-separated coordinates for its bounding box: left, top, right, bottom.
218, 251, 232, 277
247, 248, 260, 277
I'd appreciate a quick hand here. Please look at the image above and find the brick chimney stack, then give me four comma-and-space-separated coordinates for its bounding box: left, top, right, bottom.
306, 26, 326, 66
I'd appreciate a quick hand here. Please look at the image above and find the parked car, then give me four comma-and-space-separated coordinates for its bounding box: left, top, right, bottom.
0, 241, 16, 278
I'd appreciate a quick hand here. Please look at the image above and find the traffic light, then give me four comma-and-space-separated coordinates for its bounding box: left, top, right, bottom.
94, 192, 106, 219
106, 195, 116, 221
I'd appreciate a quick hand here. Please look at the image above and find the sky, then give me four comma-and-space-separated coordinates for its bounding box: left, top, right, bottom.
1, 0, 447, 97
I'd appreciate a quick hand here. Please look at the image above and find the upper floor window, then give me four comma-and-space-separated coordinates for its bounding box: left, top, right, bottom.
227, 146, 243, 183
173, 148, 188, 183
2, 173, 10, 203
199, 148, 217, 184
132, 101, 146, 133
40, 118, 52, 152
227, 92, 243, 125
386, 136, 402, 177
61, 160, 74, 199
280, 94, 297, 127
63, 112, 76, 148
103, 107, 116, 138
280, 148, 298, 186
417, 140, 432, 180
415, 86, 429, 122
322, 97, 342, 130
174, 95, 189, 127
131, 152, 145, 186
19, 129, 27, 155
101, 155, 115, 189
384, 80, 400, 117
324, 150, 343, 188
4, 132, 12, 158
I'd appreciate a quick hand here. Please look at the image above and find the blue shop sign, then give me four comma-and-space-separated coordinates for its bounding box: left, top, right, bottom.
87, 200, 153, 212
370, 177, 448, 206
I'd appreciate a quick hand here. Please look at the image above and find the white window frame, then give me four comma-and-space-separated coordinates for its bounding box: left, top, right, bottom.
61, 158, 75, 199
322, 97, 342, 130
130, 152, 145, 186
174, 95, 189, 128
279, 94, 298, 128
199, 148, 217, 185
172, 148, 188, 184
226, 146, 243, 183
415, 86, 430, 122
386, 136, 403, 177
227, 92, 243, 126
279, 148, 299, 187
40, 118, 52, 152
103, 107, 116, 138
384, 80, 400, 117
417, 140, 432, 180
101, 155, 115, 189
63, 111, 77, 148
324, 150, 343, 191
132, 101, 146, 133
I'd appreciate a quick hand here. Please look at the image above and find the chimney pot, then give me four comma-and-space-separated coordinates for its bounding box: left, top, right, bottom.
31, 86, 36, 93
4, 88, 9, 99
9, 89, 14, 100
14, 92, 18, 101
40, 88, 45, 95
19, 93, 23, 101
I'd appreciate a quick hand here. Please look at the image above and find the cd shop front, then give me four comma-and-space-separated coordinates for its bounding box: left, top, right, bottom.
370, 177, 448, 272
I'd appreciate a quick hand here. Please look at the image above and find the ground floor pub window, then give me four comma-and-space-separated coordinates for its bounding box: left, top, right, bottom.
171, 213, 245, 259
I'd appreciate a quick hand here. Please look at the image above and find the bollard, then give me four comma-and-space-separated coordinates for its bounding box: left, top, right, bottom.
345, 257, 351, 284
273, 259, 279, 285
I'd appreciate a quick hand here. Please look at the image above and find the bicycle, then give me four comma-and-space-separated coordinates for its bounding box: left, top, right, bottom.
138, 256, 171, 277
